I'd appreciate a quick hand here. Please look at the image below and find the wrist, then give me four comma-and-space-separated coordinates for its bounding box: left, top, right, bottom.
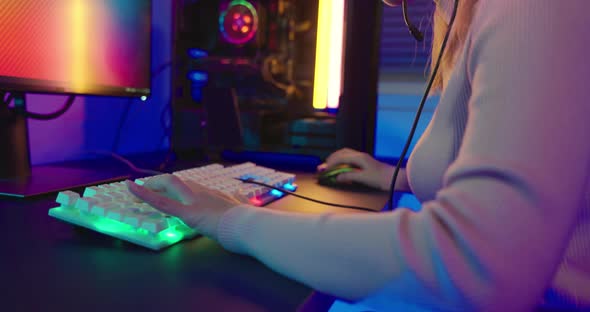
216, 204, 255, 255
379, 164, 396, 191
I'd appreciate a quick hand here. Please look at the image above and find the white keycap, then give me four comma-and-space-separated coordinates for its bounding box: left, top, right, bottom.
111, 182, 126, 189
121, 207, 145, 227
92, 194, 112, 203
104, 191, 126, 200
139, 212, 167, 233
123, 215, 142, 228
134, 177, 154, 186
75, 197, 101, 213
83, 186, 101, 197
90, 203, 113, 217
106, 210, 124, 221
56, 191, 81, 207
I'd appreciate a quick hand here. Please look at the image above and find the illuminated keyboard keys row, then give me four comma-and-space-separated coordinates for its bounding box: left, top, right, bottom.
49, 162, 297, 250
169, 162, 296, 206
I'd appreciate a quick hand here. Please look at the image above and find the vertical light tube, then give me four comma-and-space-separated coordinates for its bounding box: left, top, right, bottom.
312, 0, 331, 109
71, 0, 87, 92
326, 0, 344, 109
313, 0, 345, 110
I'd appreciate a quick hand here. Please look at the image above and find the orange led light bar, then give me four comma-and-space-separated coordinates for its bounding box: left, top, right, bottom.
313, 0, 345, 110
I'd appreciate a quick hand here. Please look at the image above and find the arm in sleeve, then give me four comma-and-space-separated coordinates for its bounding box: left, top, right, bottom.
217, 1, 590, 310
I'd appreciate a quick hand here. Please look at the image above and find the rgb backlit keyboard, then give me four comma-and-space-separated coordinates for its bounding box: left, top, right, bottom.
48, 162, 297, 250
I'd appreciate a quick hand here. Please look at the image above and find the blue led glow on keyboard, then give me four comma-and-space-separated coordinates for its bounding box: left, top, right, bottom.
283, 183, 296, 191
271, 189, 284, 197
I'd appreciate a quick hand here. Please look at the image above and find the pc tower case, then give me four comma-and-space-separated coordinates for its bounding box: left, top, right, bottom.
171, 0, 381, 161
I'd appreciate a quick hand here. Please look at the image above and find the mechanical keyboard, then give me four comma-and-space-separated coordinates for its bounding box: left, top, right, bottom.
48, 162, 297, 250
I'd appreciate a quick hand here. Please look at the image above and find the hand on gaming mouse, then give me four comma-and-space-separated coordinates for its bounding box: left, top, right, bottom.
126, 174, 247, 240
318, 148, 394, 191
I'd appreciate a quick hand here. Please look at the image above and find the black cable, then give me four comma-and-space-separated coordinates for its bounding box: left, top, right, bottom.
152, 61, 172, 79
238, 178, 379, 212
159, 97, 172, 144
387, 0, 460, 211
158, 103, 176, 172
157, 61, 177, 171
85, 150, 164, 175
111, 61, 173, 154
0, 92, 9, 120
112, 98, 133, 153
158, 147, 176, 171
1, 92, 9, 106
23, 95, 76, 120
156, 94, 174, 171
149, 61, 173, 152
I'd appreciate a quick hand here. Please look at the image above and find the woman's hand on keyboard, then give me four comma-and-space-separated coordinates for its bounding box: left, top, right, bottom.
127, 174, 246, 240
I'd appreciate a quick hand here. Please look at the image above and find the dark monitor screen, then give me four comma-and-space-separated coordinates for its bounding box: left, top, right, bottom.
0, 0, 151, 97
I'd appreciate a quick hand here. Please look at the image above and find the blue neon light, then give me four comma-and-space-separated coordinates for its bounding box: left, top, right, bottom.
188, 48, 208, 59
191, 88, 203, 102
271, 190, 283, 197
283, 184, 296, 191
188, 71, 208, 82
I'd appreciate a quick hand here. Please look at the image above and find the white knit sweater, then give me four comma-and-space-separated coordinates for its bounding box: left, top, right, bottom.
217, 0, 590, 310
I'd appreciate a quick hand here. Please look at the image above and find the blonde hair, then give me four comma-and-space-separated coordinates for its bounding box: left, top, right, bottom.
430, 0, 478, 91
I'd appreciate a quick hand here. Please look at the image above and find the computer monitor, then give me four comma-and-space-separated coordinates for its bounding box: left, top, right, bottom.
0, 0, 151, 97
0, 0, 152, 197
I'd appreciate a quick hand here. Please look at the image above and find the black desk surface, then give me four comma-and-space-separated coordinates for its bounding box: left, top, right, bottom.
0, 164, 389, 311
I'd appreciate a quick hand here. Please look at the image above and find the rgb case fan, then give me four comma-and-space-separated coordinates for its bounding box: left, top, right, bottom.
219, 0, 259, 45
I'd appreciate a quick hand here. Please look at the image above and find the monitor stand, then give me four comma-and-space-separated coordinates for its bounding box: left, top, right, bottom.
0, 93, 128, 198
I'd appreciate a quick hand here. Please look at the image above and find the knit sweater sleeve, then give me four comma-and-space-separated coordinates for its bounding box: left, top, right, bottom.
216, 1, 590, 310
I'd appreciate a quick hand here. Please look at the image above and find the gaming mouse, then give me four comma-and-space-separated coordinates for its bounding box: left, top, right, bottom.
317, 163, 360, 187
